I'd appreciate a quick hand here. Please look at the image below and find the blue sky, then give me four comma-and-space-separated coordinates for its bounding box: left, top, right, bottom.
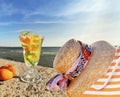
0, 0, 120, 47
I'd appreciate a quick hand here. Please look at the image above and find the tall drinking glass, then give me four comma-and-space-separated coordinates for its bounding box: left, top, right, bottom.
19, 31, 43, 83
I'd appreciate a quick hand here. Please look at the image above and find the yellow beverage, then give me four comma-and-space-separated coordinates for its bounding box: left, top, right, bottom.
20, 31, 43, 67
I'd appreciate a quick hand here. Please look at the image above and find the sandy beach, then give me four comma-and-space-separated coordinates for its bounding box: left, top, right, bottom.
0, 58, 67, 97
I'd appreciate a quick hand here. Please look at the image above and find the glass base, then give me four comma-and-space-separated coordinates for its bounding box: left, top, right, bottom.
20, 68, 41, 83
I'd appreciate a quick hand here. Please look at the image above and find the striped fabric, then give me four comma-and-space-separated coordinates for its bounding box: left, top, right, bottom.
80, 46, 120, 97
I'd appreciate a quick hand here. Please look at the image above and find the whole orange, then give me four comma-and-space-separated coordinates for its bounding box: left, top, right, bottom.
0, 68, 13, 80
0, 64, 16, 76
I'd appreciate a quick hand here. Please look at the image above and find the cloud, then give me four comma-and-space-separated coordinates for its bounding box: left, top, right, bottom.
0, 0, 120, 46
20, 0, 109, 25
0, 20, 76, 27
0, 3, 18, 16
0, 22, 11, 26
53, 0, 120, 26
56, 0, 106, 17
33, 20, 76, 24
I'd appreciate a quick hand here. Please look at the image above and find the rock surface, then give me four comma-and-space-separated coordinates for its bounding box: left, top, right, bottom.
0, 59, 67, 97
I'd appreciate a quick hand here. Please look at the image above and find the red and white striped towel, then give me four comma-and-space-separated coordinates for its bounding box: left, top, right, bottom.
80, 46, 120, 97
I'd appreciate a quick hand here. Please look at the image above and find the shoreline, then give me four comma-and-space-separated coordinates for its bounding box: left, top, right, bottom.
0, 58, 67, 97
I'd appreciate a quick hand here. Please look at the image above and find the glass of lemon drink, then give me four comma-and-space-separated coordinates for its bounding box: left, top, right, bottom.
19, 31, 43, 83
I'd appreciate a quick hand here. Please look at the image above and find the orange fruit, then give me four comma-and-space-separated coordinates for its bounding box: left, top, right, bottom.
0, 64, 16, 76
0, 68, 13, 80
20, 36, 30, 44
5, 64, 16, 76
0, 64, 16, 81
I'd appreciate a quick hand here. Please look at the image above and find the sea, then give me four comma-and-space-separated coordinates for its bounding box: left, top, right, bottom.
0, 47, 60, 67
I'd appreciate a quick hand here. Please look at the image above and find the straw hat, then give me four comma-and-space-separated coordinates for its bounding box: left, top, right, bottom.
53, 39, 115, 97
53, 39, 82, 73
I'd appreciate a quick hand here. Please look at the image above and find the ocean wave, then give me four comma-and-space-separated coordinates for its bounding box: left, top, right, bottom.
41, 52, 57, 55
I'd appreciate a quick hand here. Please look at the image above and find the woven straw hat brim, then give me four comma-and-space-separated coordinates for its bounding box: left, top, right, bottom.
53, 39, 81, 73
67, 41, 116, 97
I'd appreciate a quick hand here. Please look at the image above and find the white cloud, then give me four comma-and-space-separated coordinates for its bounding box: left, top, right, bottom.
61, 23, 119, 44
0, 20, 76, 27
0, 0, 120, 46
0, 22, 11, 26
0, 3, 18, 16
34, 20, 76, 24
56, 0, 107, 17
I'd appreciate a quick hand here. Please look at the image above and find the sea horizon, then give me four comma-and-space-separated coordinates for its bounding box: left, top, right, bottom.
0, 46, 60, 67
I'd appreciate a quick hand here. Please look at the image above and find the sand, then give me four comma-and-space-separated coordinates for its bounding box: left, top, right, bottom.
0, 59, 67, 97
